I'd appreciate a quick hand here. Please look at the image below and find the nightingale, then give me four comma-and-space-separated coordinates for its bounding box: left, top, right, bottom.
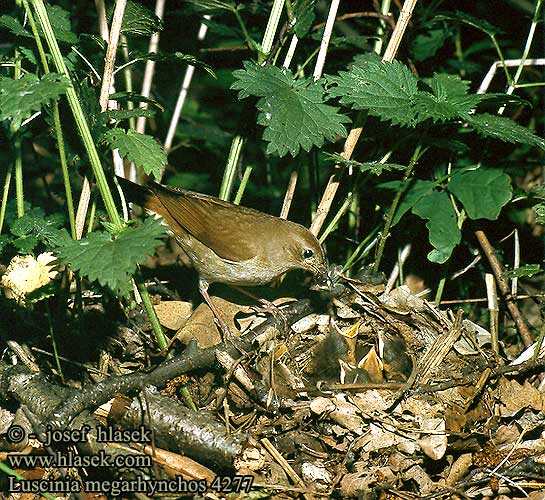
116, 176, 328, 337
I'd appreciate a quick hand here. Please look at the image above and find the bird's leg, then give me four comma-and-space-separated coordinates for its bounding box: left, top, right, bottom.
199, 278, 233, 341
230, 285, 288, 330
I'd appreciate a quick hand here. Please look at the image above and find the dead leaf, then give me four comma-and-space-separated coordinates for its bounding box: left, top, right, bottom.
155, 300, 193, 330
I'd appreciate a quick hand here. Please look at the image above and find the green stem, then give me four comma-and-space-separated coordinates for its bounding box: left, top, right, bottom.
319, 191, 354, 244
219, 135, 245, 201
434, 276, 446, 307
233, 166, 253, 205
0, 165, 13, 234
30, 0, 123, 231
46, 302, 64, 383
15, 138, 24, 217
136, 273, 169, 351
260, 0, 285, 62
22, 0, 76, 238
507, 0, 543, 93
233, 8, 256, 52
373, 145, 424, 273
373, 0, 391, 55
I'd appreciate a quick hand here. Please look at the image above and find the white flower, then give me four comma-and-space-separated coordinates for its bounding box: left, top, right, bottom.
1, 252, 59, 303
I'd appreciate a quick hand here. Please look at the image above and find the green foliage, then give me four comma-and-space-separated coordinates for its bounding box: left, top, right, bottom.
101, 128, 167, 178
504, 264, 542, 279
292, 0, 318, 38
465, 113, 545, 150
412, 27, 451, 61
328, 59, 419, 127
0, 73, 69, 132
412, 191, 461, 263
413, 73, 482, 122
124, 52, 214, 77
1, 207, 70, 255
57, 218, 167, 296
232, 62, 349, 157
325, 153, 407, 176
436, 11, 503, 38
113, 0, 164, 36
0, 4, 77, 43
448, 168, 512, 220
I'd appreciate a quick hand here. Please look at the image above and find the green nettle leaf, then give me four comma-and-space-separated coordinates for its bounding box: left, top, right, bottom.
0, 15, 32, 38
232, 62, 349, 157
412, 191, 461, 263
412, 28, 451, 61
0, 73, 69, 132
101, 128, 166, 178
465, 113, 545, 150
293, 0, 318, 38
1, 6, 77, 43
328, 59, 419, 127
504, 264, 542, 279
325, 153, 406, 176
413, 73, 482, 123
12, 235, 39, 254
436, 11, 502, 38
104, 108, 156, 122
118, 0, 164, 35
126, 52, 214, 77
57, 218, 167, 296
39, 4, 78, 43
184, 0, 237, 12
448, 168, 512, 220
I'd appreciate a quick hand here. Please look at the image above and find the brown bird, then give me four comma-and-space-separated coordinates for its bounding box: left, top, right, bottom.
116, 176, 328, 337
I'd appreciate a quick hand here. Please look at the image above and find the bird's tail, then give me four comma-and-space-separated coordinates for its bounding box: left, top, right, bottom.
116, 175, 164, 215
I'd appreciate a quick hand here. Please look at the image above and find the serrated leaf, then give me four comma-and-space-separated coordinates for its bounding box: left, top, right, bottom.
466, 113, 545, 150
328, 59, 419, 127
0, 15, 32, 38
413, 73, 482, 123
104, 108, 156, 122
117, 0, 164, 35
0, 73, 69, 132
504, 264, 542, 279
436, 11, 502, 38
109, 91, 164, 111
101, 128, 166, 178
412, 28, 450, 61
448, 168, 512, 220
293, 0, 318, 38
0, 5, 77, 44
39, 4, 78, 43
232, 62, 349, 157
9, 207, 71, 248
325, 153, 406, 175
12, 235, 39, 254
57, 218, 167, 296
184, 0, 236, 12
126, 51, 214, 77
412, 191, 461, 263
0, 235, 9, 255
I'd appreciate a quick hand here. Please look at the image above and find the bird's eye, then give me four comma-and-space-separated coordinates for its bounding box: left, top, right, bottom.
303, 249, 314, 259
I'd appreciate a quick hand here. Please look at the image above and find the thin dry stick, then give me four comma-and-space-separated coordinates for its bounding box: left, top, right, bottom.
313, 0, 340, 80
279, 169, 298, 219
75, 0, 126, 239
309, 0, 418, 237
475, 229, 533, 348
164, 16, 211, 156
135, 0, 166, 135
99, 0, 126, 111
485, 272, 499, 354
280, 0, 341, 219
261, 438, 315, 500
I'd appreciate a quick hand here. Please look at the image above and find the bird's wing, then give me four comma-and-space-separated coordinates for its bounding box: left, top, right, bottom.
153, 185, 262, 262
